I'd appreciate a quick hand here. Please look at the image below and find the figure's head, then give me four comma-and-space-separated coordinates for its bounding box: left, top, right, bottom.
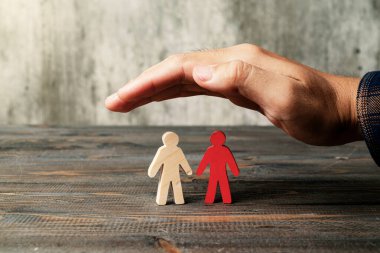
210, 130, 226, 146
162, 131, 179, 147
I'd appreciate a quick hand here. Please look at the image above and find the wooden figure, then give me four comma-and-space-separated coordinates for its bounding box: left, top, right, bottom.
196, 130, 239, 204
148, 131, 193, 205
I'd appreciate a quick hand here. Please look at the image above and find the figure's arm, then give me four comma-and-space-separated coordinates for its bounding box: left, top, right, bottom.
226, 149, 240, 177
148, 147, 163, 178
179, 150, 192, 175
196, 150, 210, 176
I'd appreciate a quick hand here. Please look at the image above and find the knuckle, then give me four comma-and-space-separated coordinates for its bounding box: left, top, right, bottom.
166, 53, 185, 64
227, 60, 253, 90
228, 60, 247, 84
236, 43, 264, 56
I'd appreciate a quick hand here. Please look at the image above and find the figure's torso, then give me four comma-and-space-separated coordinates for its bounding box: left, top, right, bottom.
207, 146, 230, 176
159, 146, 186, 180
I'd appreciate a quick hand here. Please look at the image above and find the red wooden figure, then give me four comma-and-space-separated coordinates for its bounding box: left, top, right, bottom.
196, 130, 240, 204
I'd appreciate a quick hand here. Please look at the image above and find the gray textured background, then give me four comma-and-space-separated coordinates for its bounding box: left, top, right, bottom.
1, 0, 379, 126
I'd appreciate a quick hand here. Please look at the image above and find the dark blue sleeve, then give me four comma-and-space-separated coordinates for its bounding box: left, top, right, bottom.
357, 71, 380, 166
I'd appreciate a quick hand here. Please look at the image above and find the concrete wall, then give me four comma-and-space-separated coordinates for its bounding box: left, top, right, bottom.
1, 0, 379, 126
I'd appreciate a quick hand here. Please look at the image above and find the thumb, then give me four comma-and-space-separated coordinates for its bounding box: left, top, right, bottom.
192, 60, 293, 108
192, 61, 252, 95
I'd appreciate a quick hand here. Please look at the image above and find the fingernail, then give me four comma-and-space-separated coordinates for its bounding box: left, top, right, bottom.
194, 65, 213, 81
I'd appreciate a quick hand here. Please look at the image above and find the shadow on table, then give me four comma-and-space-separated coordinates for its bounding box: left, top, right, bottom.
230, 178, 380, 205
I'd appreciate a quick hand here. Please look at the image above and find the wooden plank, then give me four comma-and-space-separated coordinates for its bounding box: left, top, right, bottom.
0, 126, 379, 252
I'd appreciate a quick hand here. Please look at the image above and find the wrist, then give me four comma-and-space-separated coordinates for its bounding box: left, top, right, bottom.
328, 74, 363, 142
348, 77, 363, 140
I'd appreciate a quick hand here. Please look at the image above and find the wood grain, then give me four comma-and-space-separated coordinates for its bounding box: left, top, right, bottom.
0, 126, 379, 253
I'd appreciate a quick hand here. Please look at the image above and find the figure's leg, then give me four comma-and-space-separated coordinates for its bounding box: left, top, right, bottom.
205, 177, 218, 204
219, 175, 232, 204
156, 178, 170, 205
172, 178, 185, 205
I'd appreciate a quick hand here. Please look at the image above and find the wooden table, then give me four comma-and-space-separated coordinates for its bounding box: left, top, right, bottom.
0, 126, 379, 253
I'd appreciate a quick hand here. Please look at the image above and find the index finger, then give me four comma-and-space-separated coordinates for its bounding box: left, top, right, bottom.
104, 55, 183, 111
105, 51, 229, 112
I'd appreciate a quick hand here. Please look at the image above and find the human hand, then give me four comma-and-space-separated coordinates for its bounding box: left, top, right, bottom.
105, 44, 362, 146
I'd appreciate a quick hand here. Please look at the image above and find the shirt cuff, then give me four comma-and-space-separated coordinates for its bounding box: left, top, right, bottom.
357, 71, 380, 166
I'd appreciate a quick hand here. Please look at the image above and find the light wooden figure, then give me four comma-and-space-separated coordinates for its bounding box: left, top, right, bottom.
148, 131, 192, 205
